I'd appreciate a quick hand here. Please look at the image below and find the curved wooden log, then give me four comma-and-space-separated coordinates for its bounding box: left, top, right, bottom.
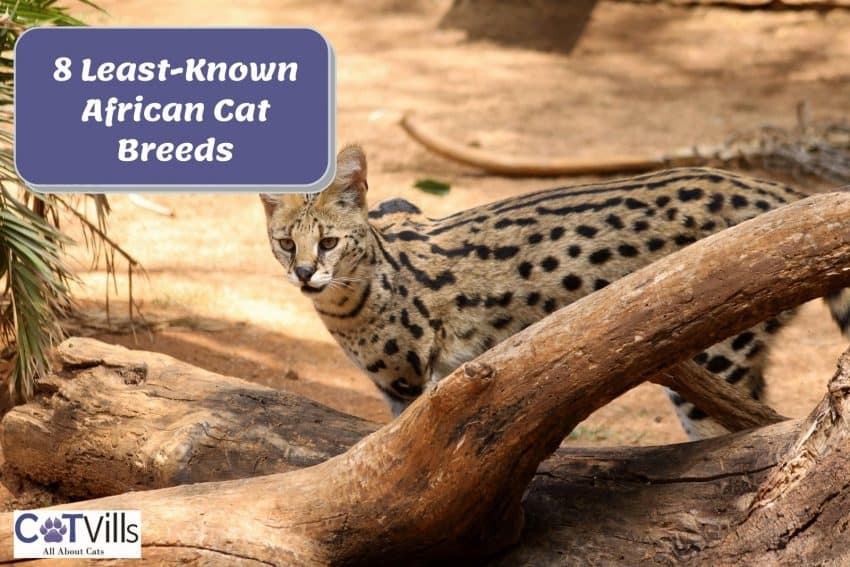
401, 113, 721, 177
1, 192, 849, 565
0, 343, 781, 501
653, 360, 787, 431
1, 338, 378, 498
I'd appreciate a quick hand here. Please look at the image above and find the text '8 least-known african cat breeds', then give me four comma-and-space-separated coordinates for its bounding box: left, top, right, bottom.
262, 145, 850, 439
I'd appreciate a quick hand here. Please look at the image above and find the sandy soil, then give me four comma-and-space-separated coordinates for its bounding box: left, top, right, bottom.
33, 0, 850, 456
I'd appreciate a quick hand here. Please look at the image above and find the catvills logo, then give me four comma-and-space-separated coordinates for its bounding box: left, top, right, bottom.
13, 510, 141, 559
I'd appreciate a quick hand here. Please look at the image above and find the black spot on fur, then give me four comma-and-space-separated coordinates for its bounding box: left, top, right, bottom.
494, 246, 520, 260
731, 195, 749, 209
726, 366, 748, 384
606, 214, 624, 229
594, 279, 610, 291
707, 193, 724, 213
495, 217, 538, 229
647, 238, 665, 252
678, 187, 704, 202
700, 220, 716, 231
366, 360, 386, 373
576, 225, 598, 238
675, 234, 697, 246
518, 262, 533, 279
755, 200, 771, 211
399, 252, 455, 291
526, 292, 541, 306
764, 318, 782, 333
476, 246, 491, 260
406, 351, 423, 375
528, 233, 544, 245
625, 198, 648, 209
568, 245, 582, 258
541, 256, 559, 272
455, 294, 481, 309
491, 315, 513, 329
430, 242, 476, 258
732, 331, 754, 351
666, 208, 678, 221
550, 227, 565, 241
706, 355, 732, 373
384, 339, 399, 355
618, 244, 639, 257
655, 196, 671, 207
368, 198, 422, 219
383, 230, 429, 242
633, 220, 650, 232
589, 248, 613, 264
485, 292, 513, 308
401, 310, 425, 339
543, 298, 558, 313
562, 274, 582, 291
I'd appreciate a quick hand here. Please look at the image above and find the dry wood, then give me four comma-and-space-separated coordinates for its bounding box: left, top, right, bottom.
696, 348, 850, 565
401, 112, 850, 183
401, 112, 677, 176
653, 360, 788, 431
0, 343, 784, 499
1, 192, 849, 565
1, 338, 378, 498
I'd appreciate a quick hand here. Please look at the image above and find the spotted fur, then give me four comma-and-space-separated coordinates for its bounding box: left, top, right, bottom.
262, 145, 849, 438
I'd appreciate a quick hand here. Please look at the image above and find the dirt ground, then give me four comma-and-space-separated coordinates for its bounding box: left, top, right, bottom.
24, 0, 850, 462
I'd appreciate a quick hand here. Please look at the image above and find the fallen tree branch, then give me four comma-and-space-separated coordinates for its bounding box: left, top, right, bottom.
401, 111, 850, 182
0, 343, 785, 499
1, 338, 378, 497
653, 360, 788, 431
1, 192, 849, 564
401, 112, 676, 176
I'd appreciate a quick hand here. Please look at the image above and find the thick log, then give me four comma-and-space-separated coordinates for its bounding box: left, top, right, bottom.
1, 341, 782, 499
1, 192, 849, 565
1, 338, 377, 497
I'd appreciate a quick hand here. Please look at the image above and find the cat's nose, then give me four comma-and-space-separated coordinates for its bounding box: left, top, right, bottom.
295, 265, 316, 283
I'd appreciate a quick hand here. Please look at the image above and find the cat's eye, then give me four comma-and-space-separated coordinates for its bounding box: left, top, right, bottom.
391, 378, 423, 398
278, 238, 295, 252
319, 237, 339, 251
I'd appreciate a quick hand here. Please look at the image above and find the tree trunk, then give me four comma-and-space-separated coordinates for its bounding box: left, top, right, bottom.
1, 192, 849, 565
1, 338, 377, 498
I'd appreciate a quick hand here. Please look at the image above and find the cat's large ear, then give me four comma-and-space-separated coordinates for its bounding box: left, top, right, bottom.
259, 193, 279, 218
319, 145, 368, 211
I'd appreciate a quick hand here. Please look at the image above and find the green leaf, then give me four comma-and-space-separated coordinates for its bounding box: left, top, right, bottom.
0, 0, 126, 404
413, 178, 451, 196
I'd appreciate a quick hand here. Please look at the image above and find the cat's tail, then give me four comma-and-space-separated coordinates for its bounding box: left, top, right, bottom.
825, 289, 850, 336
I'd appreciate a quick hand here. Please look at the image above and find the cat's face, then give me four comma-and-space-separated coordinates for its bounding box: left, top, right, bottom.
261, 145, 370, 296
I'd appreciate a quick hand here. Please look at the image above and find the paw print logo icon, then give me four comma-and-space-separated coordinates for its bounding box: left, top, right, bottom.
39, 517, 67, 543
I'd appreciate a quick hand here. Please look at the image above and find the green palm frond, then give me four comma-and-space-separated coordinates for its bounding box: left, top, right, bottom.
0, 0, 129, 402
0, 186, 73, 400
